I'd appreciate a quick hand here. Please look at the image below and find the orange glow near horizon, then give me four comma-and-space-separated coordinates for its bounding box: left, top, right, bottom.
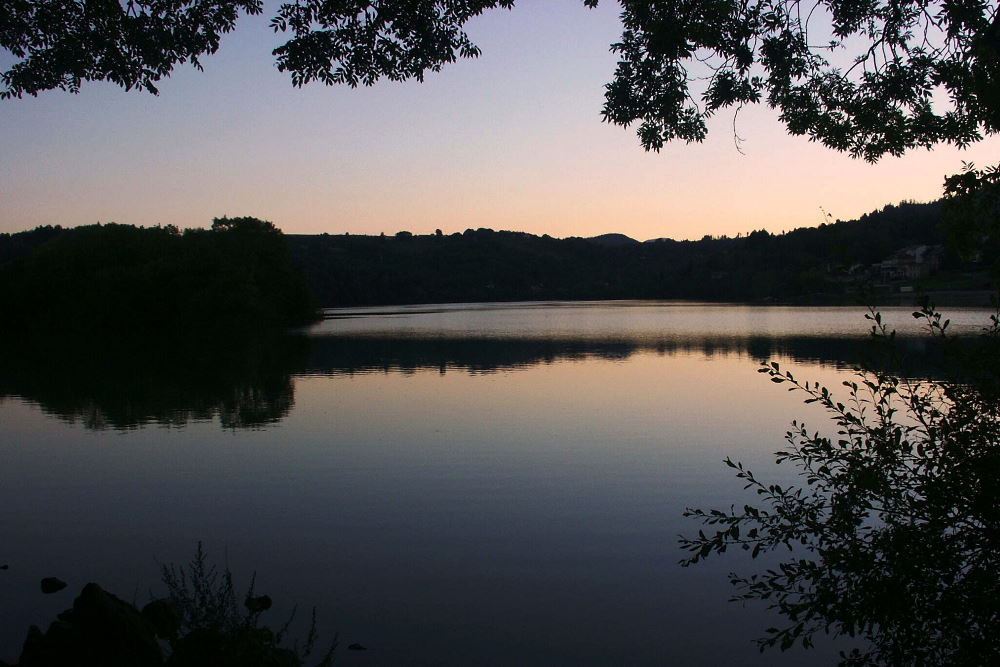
2, 1, 998, 242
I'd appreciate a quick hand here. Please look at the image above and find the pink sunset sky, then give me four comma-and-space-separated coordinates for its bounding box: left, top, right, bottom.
2, 1, 997, 241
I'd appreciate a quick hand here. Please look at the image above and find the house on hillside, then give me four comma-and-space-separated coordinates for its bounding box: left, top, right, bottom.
877, 245, 944, 282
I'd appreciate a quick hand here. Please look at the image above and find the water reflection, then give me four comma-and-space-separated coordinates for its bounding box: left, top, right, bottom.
681, 320, 1000, 664
0, 333, 307, 430
2, 303, 995, 665
1, 331, 950, 431
303, 333, 943, 377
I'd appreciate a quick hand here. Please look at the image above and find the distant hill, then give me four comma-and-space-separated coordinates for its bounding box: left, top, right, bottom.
583, 233, 640, 247
2, 201, 991, 318
286, 200, 992, 307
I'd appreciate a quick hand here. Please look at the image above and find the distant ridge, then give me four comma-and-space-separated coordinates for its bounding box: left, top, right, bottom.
5, 200, 992, 312
583, 233, 640, 247
277, 200, 992, 307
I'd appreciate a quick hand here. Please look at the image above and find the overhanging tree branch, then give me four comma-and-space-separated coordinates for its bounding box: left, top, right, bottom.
2, 1, 998, 160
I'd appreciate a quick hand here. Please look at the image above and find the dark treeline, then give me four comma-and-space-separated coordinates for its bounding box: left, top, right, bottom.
0, 217, 317, 332
1, 201, 989, 325
287, 201, 985, 307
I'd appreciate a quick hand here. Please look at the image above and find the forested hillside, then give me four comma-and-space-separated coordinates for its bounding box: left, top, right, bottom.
288, 201, 984, 306
2, 201, 990, 324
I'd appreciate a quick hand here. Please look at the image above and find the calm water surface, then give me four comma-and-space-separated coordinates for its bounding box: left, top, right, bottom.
0, 302, 991, 665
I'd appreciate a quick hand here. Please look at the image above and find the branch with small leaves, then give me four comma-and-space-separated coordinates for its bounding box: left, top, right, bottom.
680, 306, 1000, 664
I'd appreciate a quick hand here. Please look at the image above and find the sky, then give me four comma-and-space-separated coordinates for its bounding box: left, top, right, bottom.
2, 1, 998, 242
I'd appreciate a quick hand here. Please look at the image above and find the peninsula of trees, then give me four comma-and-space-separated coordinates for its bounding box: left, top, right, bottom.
0, 217, 317, 333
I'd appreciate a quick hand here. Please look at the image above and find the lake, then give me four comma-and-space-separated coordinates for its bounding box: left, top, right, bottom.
0, 301, 992, 665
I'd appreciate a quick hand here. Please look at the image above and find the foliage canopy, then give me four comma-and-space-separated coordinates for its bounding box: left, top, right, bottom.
2, 1, 998, 159
942, 161, 1000, 259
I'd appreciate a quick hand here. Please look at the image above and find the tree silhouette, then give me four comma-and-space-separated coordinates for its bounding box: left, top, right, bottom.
0, 219, 317, 331
4, 1, 997, 160
680, 304, 1000, 664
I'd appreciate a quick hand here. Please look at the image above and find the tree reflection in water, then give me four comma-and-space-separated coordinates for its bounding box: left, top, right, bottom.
681, 306, 1000, 665
0, 332, 308, 430
0, 328, 967, 432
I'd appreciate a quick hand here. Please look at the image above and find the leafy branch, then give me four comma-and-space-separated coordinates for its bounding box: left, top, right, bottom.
680, 304, 1000, 663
